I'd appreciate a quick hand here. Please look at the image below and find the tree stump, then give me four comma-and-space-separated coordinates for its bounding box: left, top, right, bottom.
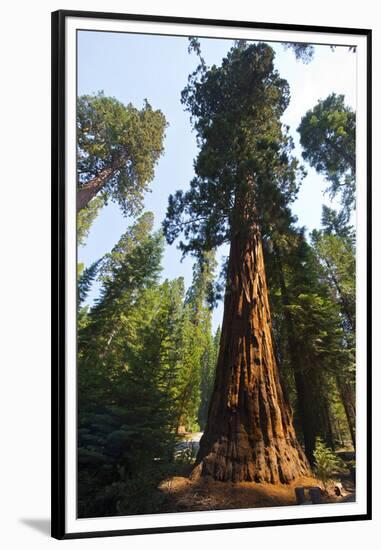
309, 487, 322, 504
295, 487, 306, 505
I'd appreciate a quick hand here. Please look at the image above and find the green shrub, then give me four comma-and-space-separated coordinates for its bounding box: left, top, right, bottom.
313, 437, 344, 487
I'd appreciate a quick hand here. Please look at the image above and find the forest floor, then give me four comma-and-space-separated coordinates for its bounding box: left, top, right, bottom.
161, 434, 355, 513
159, 469, 355, 513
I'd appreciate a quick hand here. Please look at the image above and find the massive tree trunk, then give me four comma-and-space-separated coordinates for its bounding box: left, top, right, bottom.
193, 227, 310, 483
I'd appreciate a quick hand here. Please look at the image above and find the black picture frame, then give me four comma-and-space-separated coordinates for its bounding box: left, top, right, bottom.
51, 9, 372, 540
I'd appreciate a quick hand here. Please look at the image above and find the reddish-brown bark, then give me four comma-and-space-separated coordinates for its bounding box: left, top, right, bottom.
193, 226, 310, 483
77, 164, 119, 212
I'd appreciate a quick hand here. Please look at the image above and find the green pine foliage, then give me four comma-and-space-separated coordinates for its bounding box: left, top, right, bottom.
77, 259, 101, 307
264, 222, 355, 460
77, 214, 218, 516
313, 437, 344, 487
298, 94, 355, 214
77, 196, 105, 246
77, 92, 167, 214
174, 304, 203, 431
169, 251, 219, 433
163, 42, 304, 258
76, 92, 167, 245
78, 214, 178, 517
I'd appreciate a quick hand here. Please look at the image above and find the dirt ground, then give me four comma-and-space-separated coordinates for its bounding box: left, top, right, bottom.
159, 471, 355, 513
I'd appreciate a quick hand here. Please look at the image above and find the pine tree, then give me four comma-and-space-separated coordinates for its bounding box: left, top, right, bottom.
77, 259, 101, 306
185, 252, 218, 431
174, 304, 203, 432
77, 196, 104, 246
298, 94, 355, 214
265, 224, 354, 462
311, 208, 356, 447
77, 214, 179, 517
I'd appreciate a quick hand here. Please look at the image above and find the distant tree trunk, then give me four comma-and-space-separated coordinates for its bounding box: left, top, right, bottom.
274, 248, 334, 465
336, 376, 356, 448
321, 396, 335, 450
323, 257, 355, 332
334, 418, 344, 447
291, 368, 318, 464
289, 363, 335, 462
193, 226, 310, 483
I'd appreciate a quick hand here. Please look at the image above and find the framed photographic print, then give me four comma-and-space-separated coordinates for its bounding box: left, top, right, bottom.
51, 9, 372, 539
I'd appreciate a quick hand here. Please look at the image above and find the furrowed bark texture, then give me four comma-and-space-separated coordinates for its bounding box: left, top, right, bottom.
194, 228, 310, 483
77, 165, 118, 212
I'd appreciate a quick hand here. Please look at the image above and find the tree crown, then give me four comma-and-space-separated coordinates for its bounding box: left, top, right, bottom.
163, 43, 304, 258
77, 92, 167, 215
298, 93, 355, 213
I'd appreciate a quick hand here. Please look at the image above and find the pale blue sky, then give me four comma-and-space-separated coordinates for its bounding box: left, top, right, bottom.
77, 31, 356, 331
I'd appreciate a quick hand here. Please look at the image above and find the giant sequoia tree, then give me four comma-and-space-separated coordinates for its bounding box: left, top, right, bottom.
164, 43, 310, 483
77, 93, 166, 213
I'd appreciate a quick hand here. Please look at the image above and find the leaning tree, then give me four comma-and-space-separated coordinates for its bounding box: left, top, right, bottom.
163, 43, 310, 483
77, 93, 166, 213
